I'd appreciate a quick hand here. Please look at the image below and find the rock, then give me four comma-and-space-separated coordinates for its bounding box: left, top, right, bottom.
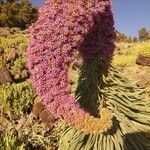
135, 72, 150, 88
21, 69, 29, 79
124, 65, 150, 101
0, 68, 13, 84
32, 102, 45, 117
136, 54, 150, 66
39, 109, 54, 129
32, 101, 54, 129
136, 79, 148, 87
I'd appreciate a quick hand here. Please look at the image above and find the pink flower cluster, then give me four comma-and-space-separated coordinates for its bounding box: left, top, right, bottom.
27, 0, 115, 134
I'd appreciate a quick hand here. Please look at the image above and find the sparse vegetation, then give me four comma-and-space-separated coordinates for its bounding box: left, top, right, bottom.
113, 42, 150, 66
0, 114, 59, 150
0, 28, 29, 81
0, 28, 61, 149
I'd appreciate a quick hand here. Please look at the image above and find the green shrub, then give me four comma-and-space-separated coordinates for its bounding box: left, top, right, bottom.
0, 81, 35, 115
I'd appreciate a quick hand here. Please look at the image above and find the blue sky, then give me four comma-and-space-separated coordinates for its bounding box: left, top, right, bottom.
30, 0, 150, 37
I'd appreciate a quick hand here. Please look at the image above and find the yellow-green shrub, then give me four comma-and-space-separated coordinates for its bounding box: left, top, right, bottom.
0, 81, 35, 115
113, 42, 150, 66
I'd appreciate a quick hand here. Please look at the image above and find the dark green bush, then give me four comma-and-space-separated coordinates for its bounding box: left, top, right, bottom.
0, 0, 38, 29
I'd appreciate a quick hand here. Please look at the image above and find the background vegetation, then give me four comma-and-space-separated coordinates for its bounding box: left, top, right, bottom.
116, 27, 150, 43
0, 0, 38, 29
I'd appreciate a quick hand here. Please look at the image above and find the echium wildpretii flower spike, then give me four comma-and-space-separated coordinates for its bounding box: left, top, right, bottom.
27, 0, 115, 134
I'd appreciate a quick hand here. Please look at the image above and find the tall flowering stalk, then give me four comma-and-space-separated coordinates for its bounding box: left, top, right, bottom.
27, 0, 115, 134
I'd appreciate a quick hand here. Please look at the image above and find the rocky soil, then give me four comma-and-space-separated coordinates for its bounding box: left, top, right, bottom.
123, 65, 150, 99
